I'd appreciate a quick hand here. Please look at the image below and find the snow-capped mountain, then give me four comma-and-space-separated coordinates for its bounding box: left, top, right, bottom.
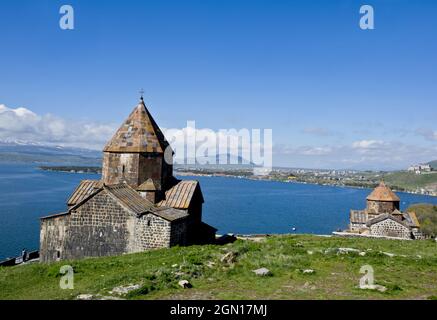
0, 140, 101, 164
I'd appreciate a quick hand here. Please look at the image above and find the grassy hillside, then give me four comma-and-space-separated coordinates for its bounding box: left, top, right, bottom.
428, 160, 437, 170
1, 235, 437, 300
407, 204, 437, 237
383, 171, 437, 191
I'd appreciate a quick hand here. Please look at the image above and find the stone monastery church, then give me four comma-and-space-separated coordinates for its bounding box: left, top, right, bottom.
40, 97, 216, 262
348, 182, 422, 239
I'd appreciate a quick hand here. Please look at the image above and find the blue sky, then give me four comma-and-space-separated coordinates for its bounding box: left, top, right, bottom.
0, 0, 437, 169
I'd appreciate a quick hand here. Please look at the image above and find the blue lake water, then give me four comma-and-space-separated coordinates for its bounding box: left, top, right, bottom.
2, 163, 437, 260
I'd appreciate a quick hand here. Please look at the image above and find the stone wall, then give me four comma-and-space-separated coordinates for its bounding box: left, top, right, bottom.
350, 222, 366, 232
40, 214, 70, 263
170, 219, 188, 247
412, 228, 424, 240
369, 218, 411, 239
187, 196, 202, 224
132, 213, 173, 250
102, 152, 173, 191
40, 190, 190, 262
366, 200, 399, 213
63, 191, 133, 260
102, 152, 140, 187
138, 153, 172, 190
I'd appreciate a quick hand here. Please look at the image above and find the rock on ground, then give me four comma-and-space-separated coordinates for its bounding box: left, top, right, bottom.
337, 247, 361, 254
359, 284, 387, 293
178, 280, 192, 288
252, 267, 271, 276
76, 294, 124, 300
220, 251, 238, 264
302, 282, 317, 290
381, 252, 395, 257
109, 284, 141, 296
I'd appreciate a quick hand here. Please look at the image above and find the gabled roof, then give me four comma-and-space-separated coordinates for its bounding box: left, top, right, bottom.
157, 180, 203, 209
392, 209, 403, 215
105, 184, 154, 215
366, 213, 409, 228
367, 181, 400, 202
151, 207, 189, 222
199, 221, 218, 232
408, 211, 420, 228
105, 184, 188, 221
103, 99, 171, 153
403, 211, 421, 228
67, 180, 103, 206
65, 182, 188, 222
137, 178, 159, 191
41, 212, 70, 220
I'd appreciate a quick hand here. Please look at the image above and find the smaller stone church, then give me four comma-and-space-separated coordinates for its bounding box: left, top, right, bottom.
40, 97, 216, 263
347, 182, 422, 239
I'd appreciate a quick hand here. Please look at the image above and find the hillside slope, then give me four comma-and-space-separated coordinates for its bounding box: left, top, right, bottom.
383, 171, 437, 193
407, 204, 437, 237
1, 235, 437, 300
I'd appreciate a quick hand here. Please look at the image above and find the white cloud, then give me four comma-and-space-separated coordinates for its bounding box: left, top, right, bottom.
0, 105, 272, 166
0, 104, 116, 149
162, 123, 271, 166
273, 140, 437, 170
298, 146, 333, 156
2, 103, 435, 170
352, 140, 386, 150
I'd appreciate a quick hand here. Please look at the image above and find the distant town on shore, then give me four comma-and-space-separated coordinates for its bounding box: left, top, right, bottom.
1, 140, 436, 197
38, 160, 437, 197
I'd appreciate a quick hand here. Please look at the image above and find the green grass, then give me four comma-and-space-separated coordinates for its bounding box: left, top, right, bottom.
383, 171, 437, 191
1, 235, 437, 300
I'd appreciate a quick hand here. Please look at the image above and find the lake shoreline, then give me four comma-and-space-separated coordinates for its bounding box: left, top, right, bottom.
2, 163, 437, 260
37, 165, 437, 198
176, 171, 437, 198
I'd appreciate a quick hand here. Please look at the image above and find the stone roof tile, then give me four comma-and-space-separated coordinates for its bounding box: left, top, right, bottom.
152, 207, 189, 221
67, 180, 103, 206
367, 181, 400, 202
103, 100, 171, 154
157, 180, 202, 209
137, 178, 158, 191
105, 184, 154, 215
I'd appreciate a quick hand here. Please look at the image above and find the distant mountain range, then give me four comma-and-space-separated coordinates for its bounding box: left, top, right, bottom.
181, 154, 255, 167
1, 140, 435, 171
0, 141, 101, 165
0, 141, 253, 168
